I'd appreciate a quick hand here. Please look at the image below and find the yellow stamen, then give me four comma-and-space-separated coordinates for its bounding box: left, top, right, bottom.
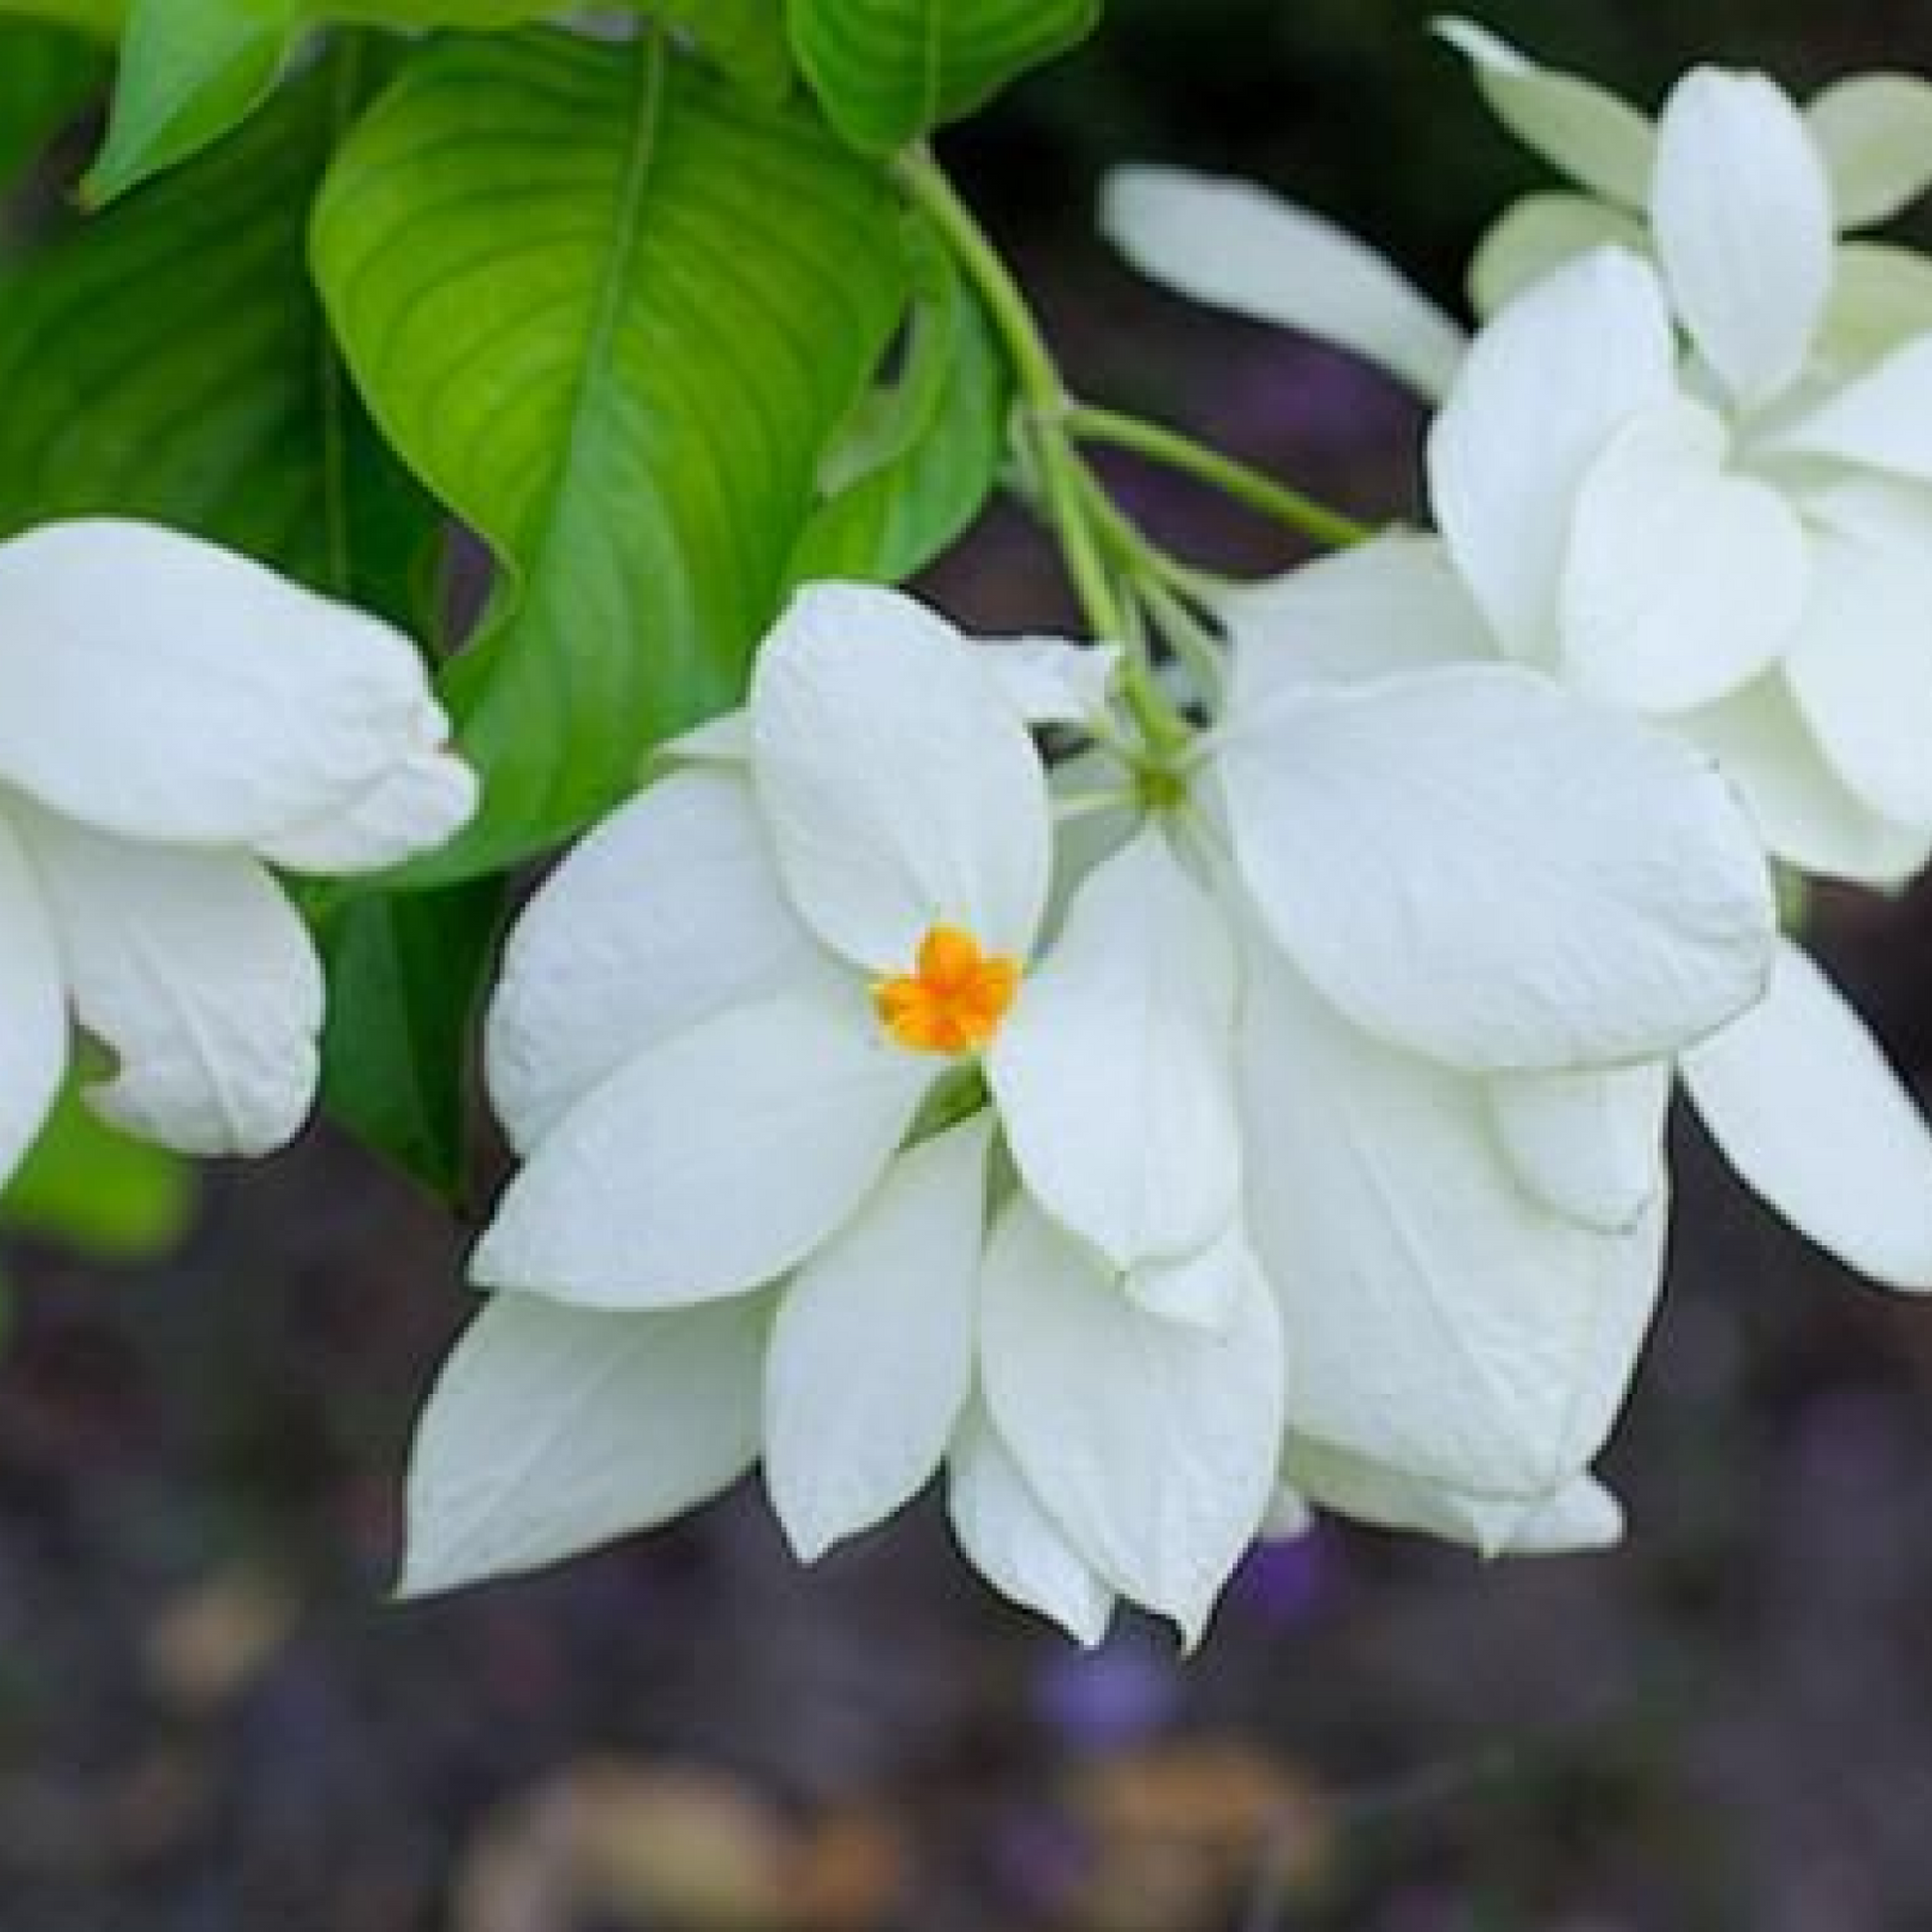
874, 923, 1021, 1056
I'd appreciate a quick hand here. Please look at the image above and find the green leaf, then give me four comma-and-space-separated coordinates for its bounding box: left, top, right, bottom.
786, 215, 1009, 584
0, 23, 106, 184
314, 30, 909, 881
643, 0, 792, 100
2, 1080, 196, 1261
786, 0, 1101, 154
0, 50, 402, 577
84, 0, 289, 205
320, 879, 505, 1200
84, 0, 567, 204
85, 3, 794, 204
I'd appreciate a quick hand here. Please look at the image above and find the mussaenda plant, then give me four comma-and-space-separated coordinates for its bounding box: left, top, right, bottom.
0, 4, 1919, 1647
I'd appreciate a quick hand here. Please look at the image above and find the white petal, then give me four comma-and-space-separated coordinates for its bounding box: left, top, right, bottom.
988, 828, 1240, 1270
0, 811, 68, 1183
486, 769, 820, 1154
1220, 664, 1774, 1073
1100, 166, 1467, 400
1285, 1434, 1623, 1556
983, 637, 1122, 729
17, 804, 321, 1157
1781, 483, 1932, 829
1260, 1481, 1313, 1542
401, 1293, 765, 1597
1683, 675, 1932, 888
1469, 193, 1652, 317
1816, 243, 1932, 376
1219, 533, 1495, 717
1807, 72, 1932, 228
1429, 249, 1676, 658
1487, 1063, 1672, 1233
1651, 69, 1833, 407
473, 984, 929, 1310
256, 731, 478, 875
1684, 938, 1932, 1289
764, 1117, 989, 1559
0, 520, 443, 849
1771, 335, 1932, 482
1045, 747, 1141, 932
1559, 399, 1809, 714
947, 1399, 1114, 1645
1242, 940, 1664, 1497
750, 583, 1050, 971
980, 1197, 1282, 1643
1436, 19, 1656, 207
1126, 1218, 1254, 1331
1503, 1473, 1627, 1553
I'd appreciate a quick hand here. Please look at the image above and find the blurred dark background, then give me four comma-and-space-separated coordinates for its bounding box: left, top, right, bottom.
7, 5, 1932, 1928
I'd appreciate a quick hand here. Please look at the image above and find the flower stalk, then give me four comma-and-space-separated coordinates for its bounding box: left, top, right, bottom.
897, 150, 1312, 766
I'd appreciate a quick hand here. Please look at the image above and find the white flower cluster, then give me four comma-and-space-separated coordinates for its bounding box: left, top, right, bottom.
403, 34, 1932, 1642
1106, 27, 1932, 1293
406, 564, 1773, 1640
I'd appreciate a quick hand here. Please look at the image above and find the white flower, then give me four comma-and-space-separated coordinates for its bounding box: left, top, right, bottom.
0, 519, 475, 1184
1184, 531, 1767, 1522
1104, 51, 1932, 876
1103, 68, 1932, 1291
1435, 23, 1932, 337
408, 540, 1783, 1620
938, 533, 1763, 1550
407, 583, 1285, 1643
1434, 253, 1932, 1288
1443, 39, 1932, 876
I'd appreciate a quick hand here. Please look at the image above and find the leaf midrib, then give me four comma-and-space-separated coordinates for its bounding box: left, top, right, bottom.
533, 36, 668, 610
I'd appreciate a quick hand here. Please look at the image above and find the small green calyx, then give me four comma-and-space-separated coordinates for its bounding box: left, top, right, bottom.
907, 1062, 992, 1148
1133, 758, 1191, 816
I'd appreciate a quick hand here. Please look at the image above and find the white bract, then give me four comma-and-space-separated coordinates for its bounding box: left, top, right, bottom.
1103, 45, 1932, 879
0, 519, 475, 1186
1435, 253, 1932, 1289
1191, 531, 1762, 1544
1277, 1434, 1626, 1560
409, 584, 1285, 1644
1103, 44, 1932, 1291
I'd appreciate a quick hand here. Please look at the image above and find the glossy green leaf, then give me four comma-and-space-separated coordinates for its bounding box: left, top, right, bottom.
85, 0, 565, 203
0, 23, 105, 185
320, 878, 505, 1201
787, 217, 1009, 584
86, 3, 793, 204
84, 0, 290, 205
315, 30, 909, 880
2, 1080, 196, 1261
786, 0, 1101, 153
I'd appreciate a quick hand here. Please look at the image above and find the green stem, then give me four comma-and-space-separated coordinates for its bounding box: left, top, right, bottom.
1065, 403, 1369, 549
900, 151, 1187, 752
897, 150, 1061, 413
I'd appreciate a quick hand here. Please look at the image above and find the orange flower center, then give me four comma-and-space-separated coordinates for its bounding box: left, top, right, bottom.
874, 924, 1021, 1056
